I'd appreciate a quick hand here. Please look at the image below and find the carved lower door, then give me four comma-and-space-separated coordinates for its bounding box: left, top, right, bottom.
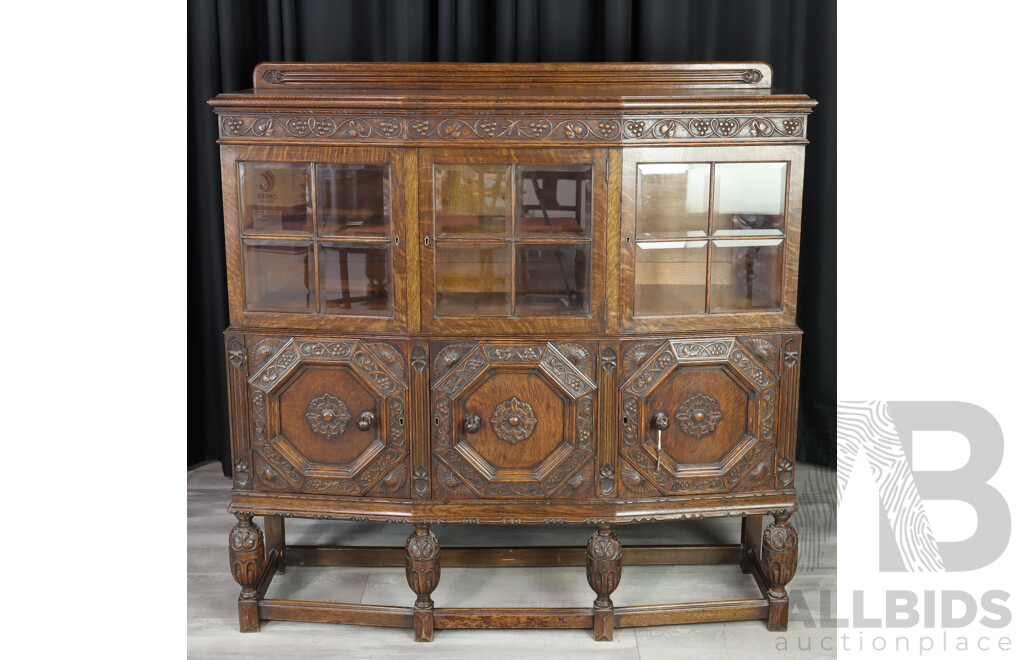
247, 337, 409, 497
618, 338, 779, 498
430, 341, 597, 499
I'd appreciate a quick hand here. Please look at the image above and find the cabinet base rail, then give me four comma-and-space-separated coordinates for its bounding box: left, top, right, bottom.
230, 514, 797, 641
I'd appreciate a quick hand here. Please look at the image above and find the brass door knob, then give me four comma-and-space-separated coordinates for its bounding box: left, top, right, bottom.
651, 411, 670, 430
464, 413, 482, 434
357, 411, 376, 431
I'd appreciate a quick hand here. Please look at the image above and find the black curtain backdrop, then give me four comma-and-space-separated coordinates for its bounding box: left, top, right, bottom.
188, 0, 837, 473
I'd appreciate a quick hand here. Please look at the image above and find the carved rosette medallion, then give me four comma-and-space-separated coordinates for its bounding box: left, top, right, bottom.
489, 396, 537, 445
304, 392, 351, 439
675, 393, 723, 439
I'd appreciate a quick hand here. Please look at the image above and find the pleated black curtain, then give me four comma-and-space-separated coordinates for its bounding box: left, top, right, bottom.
188, 0, 837, 472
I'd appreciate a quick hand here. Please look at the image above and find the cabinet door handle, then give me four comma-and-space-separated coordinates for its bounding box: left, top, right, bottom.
357, 411, 377, 431
464, 413, 482, 434
651, 412, 670, 430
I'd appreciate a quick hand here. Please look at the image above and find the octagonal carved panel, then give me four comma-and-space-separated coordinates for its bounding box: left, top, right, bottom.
246, 338, 408, 497
431, 341, 596, 498
619, 338, 779, 496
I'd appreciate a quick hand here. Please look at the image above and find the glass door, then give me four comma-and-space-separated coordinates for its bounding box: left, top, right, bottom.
622, 146, 804, 332
224, 146, 410, 332
420, 149, 607, 333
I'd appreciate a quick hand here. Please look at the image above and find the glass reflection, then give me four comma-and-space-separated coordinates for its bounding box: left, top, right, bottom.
319, 243, 391, 316
634, 241, 707, 316
515, 243, 590, 315
710, 238, 782, 312
240, 162, 311, 235
316, 164, 389, 238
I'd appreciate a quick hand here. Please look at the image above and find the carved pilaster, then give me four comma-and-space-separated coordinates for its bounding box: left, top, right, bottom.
777, 333, 802, 488
225, 334, 251, 489
597, 343, 618, 497
586, 525, 622, 641
411, 344, 430, 499
405, 525, 440, 641
229, 513, 265, 632
761, 511, 798, 631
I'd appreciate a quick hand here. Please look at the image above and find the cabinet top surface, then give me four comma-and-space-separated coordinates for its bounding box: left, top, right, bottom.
209, 62, 816, 112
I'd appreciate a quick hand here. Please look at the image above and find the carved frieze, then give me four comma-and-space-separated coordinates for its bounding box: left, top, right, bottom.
219, 113, 807, 143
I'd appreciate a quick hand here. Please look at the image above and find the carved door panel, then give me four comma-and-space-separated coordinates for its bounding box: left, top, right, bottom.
430, 341, 597, 499
246, 337, 410, 497
618, 338, 779, 497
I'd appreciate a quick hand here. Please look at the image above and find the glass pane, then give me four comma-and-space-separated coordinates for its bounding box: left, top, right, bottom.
515, 243, 590, 316
634, 241, 707, 316
436, 243, 511, 316
240, 162, 311, 235
316, 164, 389, 238
243, 240, 313, 313
637, 163, 710, 239
319, 243, 392, 316
710, 238, 783, 312
434, 165, 510, 237
517, 165, 592, 237
713, 163, 787, 234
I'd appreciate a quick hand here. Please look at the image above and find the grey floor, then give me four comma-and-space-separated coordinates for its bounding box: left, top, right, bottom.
188, 462, 836, 659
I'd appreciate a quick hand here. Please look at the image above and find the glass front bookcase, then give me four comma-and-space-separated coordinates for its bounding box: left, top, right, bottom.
419, 149, 607, 333
622, 146, 804, 332
223, 146, 409, 332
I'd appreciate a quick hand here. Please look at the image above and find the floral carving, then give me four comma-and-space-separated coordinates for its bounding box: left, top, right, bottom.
489, 396, 538, 445
262, 69, 283, 84
777, 458, 794, 486
305, 392, 351, 439
675, 393, 724, 439
220, 113, 807, 142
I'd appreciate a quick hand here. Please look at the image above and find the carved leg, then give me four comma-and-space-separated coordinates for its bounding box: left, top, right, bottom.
264, 515, 285, 574
740, 515, 763, 574
586, 525, 622, 641
405, 525, 440, 642
229, 513, 266, 632
761, 511, 798, 631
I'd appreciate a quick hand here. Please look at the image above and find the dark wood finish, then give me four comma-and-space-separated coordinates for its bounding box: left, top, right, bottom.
260, 600, 414, 627
228, 513, 266, 632
213, 61, 814, 640
435, 608, 593, 629
740, 515, 763, 574
761, 510, 798, 631
286, 543, 742, 567
586, 526, 622, 641
264, 515, 285, 573
405, 525, 441, 641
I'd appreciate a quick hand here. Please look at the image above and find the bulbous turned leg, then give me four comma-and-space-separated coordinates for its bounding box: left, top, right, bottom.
761, 511, 798, 631
586, 525, 622, 641
229, 513, 266, 632
740, 515, 763, 574
405, 525, 440, 642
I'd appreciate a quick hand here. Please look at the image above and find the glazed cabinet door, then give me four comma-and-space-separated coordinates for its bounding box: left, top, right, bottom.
419, 148, 607, 334
245, 336, 410, 498
621, 146, 804, 332
429, 341, 597, 499
222, 145, 414, 332
617, 337, 783, 497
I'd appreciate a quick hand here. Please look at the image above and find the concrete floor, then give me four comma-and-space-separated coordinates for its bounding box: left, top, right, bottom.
188, 462, 836, 658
